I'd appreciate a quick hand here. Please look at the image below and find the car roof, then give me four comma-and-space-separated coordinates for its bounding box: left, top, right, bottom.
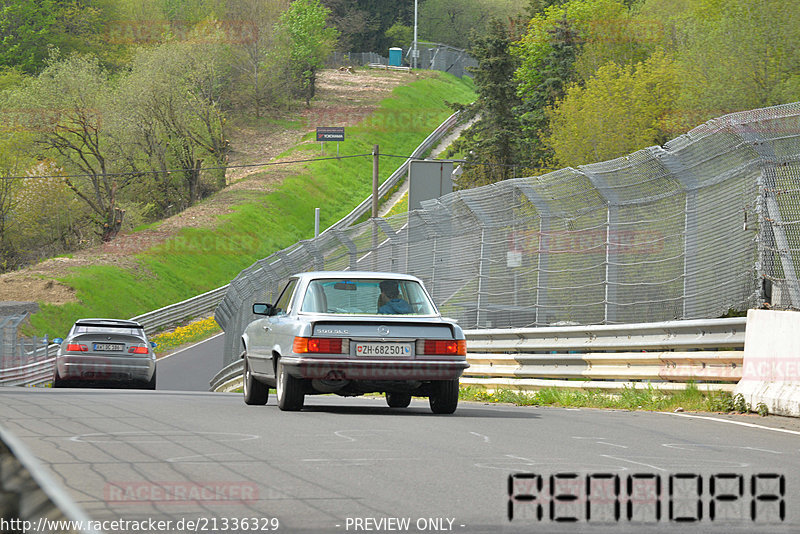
74, 318, 144, 328
293, 271, 424, 283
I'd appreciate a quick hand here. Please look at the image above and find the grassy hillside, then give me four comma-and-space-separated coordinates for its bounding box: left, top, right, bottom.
30, 71, 475, 337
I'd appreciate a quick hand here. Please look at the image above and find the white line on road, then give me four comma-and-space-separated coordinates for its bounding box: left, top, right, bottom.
600, 454, 667, 472
157, 332, 224, 361
660, 412, 800, 437
469, 432, 490, 443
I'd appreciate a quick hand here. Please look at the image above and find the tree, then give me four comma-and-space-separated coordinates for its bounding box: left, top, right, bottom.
515, 15, 582, 169
0, 0, 57, 72
419, 0, 525, 50
321, 0, 406, 52
226, 0, 290, 117
547, 51, 679, 167
276, 0, 338, 106
11, 53, 125, 240
450, 18, 522, 186
113, 39, 229, 214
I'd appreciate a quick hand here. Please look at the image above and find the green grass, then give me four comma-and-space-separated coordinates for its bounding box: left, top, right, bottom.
458, 384, 762, 414
29, 72, 476, 337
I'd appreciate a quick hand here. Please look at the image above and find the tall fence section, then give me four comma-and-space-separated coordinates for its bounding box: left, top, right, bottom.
215, 103, 800, 367
328, 43, 477, 78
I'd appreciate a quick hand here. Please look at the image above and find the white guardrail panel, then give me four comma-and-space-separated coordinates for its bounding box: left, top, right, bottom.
210, 318, 747, 393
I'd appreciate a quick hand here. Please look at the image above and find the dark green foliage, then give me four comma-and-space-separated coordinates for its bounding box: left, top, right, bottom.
0, 0, 57, 73
450, 19, 522, 187
517, 15, 582, 169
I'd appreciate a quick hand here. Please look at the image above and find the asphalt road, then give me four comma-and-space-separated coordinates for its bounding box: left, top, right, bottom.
155, 334, 225, 392
2, 387, 799, 534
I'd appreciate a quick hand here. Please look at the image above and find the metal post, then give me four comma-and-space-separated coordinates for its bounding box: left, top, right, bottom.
314, 208, 320, 238
476, 227, 486, 327
372, 145, 379, 218
372, 145, 380, 270
603, 205, 611, 324
413, 0, 418, 70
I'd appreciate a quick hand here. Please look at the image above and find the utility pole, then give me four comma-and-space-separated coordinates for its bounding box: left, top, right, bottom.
372, 144, 380, 270
413, 0, 419, 69
372, 144, 379, 218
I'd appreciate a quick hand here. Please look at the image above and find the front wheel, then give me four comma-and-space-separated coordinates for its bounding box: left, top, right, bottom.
429, 379, 459, 414
386, 392, 412, 408
276, 359, 304, 411
243, 357, 269, 405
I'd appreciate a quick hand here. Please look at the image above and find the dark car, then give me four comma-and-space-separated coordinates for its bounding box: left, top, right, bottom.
241, 272, 469, 413
52, 318, 157, 389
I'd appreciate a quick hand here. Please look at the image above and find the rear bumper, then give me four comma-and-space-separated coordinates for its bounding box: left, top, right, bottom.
57, 355, 155, 382
281, 356, 468, 381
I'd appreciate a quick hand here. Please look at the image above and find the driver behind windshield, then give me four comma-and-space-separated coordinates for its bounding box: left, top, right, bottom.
378, 280, 412, 314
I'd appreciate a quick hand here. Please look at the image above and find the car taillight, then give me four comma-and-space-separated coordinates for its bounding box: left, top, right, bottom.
293, 337, 343, 354
423, 339, 466, 356
128, 346, 149, 354
66, 343, 88, 352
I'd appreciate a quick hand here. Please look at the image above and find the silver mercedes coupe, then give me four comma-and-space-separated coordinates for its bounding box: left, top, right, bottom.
241, 272, 469, 413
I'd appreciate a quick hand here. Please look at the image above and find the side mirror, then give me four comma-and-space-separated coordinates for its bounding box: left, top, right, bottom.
150, 341, 158, 348
253, 303, 274, 316
53, 338, 64, 345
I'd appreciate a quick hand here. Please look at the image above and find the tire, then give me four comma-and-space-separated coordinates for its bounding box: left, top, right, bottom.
243, 357, 269, 405
386, 392, 412, 408
52, 368, 68, 388
429, 379, 459, 414
276, 358, 304, 411
143, 369, 157, 390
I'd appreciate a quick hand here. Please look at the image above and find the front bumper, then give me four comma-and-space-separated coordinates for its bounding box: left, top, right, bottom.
280, 356, 469, 381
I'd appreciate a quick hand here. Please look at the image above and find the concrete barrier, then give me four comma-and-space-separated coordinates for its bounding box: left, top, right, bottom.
734, 309, 800, 417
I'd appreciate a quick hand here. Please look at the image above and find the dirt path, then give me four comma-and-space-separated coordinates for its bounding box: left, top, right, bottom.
0, 69, 417, 305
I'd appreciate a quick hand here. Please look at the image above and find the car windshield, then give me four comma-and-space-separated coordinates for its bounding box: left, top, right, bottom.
73, 325, 143, 336
300, 278, 437, 315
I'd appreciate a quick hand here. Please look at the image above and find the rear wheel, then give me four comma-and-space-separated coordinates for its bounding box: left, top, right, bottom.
52, 368, 68, 388
243, 357, 269, 405
429, 379, 459, 414
386, 392, 412, 408
276, 358, 304, 411
142, 369, 157, 390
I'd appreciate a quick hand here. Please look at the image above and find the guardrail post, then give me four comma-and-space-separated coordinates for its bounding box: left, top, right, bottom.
655, 148, 700, 319
516, 184, 553, 326
582, 167, 619, 324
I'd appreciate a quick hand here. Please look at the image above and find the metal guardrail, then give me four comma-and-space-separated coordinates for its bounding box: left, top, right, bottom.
0, 346, 58, 387
463, 318, 745, 393
209, 360, 244, 393
130, 285, 230, 335
0, 423, 99, 534
209, 318, 746, 393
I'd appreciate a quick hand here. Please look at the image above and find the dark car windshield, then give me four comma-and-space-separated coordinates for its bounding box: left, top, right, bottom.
300, 278, 437, 315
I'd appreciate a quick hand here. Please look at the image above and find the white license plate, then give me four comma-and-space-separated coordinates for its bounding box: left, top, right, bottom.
93, 343, 124, 352
355, 343, 412, 357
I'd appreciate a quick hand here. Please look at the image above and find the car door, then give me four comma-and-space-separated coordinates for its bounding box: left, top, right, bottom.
247, 278, 298, 375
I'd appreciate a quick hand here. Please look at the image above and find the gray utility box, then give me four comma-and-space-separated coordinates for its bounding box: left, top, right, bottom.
408, 160, 454, 211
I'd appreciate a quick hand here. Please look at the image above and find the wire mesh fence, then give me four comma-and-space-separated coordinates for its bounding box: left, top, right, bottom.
327, 44, 477, 78
215, 103, 800, 366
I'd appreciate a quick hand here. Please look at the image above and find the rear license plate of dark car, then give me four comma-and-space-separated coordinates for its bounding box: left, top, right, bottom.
93, 343, 124, 352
